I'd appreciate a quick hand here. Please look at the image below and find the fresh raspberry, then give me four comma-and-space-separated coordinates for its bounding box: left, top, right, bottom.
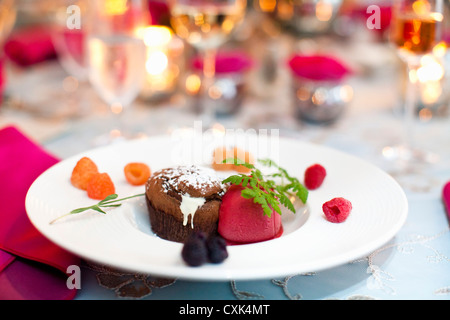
124, 162, 151, 186
322, 197, 352, 223
181, 232, 208, 267
86, 172, 116, 200
207, 235, 228, 264
304, 164, 327, 190
70, 157, 99, 190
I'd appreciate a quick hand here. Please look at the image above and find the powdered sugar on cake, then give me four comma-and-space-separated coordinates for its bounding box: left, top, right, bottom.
148, 165, 226, 196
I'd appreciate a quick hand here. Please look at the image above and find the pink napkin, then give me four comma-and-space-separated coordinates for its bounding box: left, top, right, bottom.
4, 25, 57, 67
288, 55, 351, 82
0, 250, 14, 272
192, 51, 253, 74
0, 126, 80, 300
0, 56, 4, 106
443, 182, 450, 225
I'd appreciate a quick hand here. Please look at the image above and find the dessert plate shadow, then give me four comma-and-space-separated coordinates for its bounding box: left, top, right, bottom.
26, 134, 408, 281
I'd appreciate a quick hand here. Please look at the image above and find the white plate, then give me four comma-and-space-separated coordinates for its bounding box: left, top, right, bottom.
26, 134, 408, 281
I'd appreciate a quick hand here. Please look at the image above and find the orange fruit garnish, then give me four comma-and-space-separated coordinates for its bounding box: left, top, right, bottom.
211, 147, 254, 174
212, 147, 235, 172
86, 172, 115, 200
70, 157, 99, 190
232, 147, 254, 173
124, 162, 151, 186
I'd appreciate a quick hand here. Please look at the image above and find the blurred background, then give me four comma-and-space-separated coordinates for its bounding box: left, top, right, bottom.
0, 0, 449, 161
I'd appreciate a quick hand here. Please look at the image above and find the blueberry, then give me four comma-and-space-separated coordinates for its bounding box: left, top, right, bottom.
181, 232, 208, 267
207, 235, 228, 264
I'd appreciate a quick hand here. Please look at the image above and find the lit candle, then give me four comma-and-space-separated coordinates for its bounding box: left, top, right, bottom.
417, 52, 445, 106
139, 26, 184, 101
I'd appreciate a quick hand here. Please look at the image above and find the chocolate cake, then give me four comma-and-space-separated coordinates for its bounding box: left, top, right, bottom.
145, 165, 227, 243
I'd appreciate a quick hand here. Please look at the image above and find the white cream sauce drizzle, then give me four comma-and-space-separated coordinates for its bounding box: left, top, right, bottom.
180, 194, 206, 228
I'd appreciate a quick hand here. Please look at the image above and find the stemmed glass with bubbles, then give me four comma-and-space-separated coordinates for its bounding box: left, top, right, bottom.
169, 0, 247, 125
86, 0, 148, 143
385, 0, 444, 167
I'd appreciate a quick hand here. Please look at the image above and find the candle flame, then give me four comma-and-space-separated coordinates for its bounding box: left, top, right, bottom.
146, 51, 169, 75
141, 26, 173, 76
141, 26, 173, 47
416, 49, 445, 105
417, 54, 444, 83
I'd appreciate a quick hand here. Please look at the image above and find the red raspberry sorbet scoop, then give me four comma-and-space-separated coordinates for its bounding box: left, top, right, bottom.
218, 185, 282, 244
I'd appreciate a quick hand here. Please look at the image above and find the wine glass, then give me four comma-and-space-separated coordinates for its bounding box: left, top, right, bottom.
169, 0, 247, 125
52, 0, 89, 81
48, 0, 93, 118
86, 0, 148, 143
385, 0, 444, 166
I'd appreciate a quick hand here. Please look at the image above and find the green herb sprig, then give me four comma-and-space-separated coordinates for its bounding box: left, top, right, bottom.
222, 158, 308, 217
49, 193, 145, 225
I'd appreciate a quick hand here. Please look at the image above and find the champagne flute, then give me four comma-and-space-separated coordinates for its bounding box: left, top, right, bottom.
385, 0, 444, 166
86, 0, 148, 143
169, 0, 247, 124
